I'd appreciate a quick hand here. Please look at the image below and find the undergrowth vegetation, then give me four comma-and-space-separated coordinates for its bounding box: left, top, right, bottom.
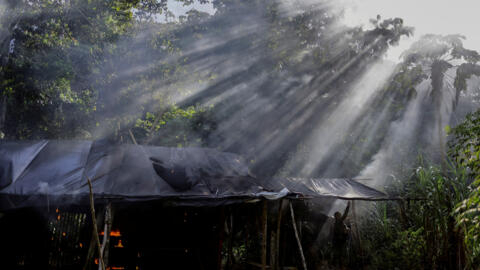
358, 109, 480, 270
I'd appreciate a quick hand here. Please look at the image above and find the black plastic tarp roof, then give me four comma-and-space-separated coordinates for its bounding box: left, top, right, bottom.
264, 177, 387, 200
0, 140, 386, 210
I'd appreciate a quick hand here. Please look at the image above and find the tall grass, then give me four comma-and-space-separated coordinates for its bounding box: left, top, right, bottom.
358, 159, 473, 270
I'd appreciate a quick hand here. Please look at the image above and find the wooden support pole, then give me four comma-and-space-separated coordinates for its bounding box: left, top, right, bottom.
87, 178, 105, 270
289, 201, 307, 270
351, 200, 364, 265
397, 199, 409, 230
128, 129, 138, 145
217, 207, 225, 270
99, 202, 113, 270
227, 211, 235, 269
83, 211, 103, 270
274, 199, 285, 270
261, 200, 268, 270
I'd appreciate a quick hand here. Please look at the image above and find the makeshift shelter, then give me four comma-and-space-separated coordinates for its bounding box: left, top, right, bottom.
0, 140, 388, 270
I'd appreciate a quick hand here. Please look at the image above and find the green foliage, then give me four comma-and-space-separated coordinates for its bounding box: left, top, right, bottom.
455, 179, 480, 266
360, 160, 471, 270
361, 108, 480, 269
385, 63, 427, 100
450, 109, 480, 265
363, 215, 425, 270
1, 1, 479, 268
133, 105, 216, 147
0, 0, 414, 151
449, 110, 480, 178
0, 0, 144, 138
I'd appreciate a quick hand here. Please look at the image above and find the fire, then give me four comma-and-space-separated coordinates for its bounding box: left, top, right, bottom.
57, 215, 61, 220
94, 258, 98, 265
114, 239, 124, 248
100, 229, 121, 237
111, 230, 121, 237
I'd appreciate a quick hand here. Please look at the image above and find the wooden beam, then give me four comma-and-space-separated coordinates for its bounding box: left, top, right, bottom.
99, 202, 113, 270
128, 129, 138, 145
87, 178, 105, 270
227, 210, 235, 269
261, 201, 268, 270
217, 207, 225, 270
247, 261, 297, 270
351, 201, 364, 265
82, 210, 103, 270
289, 201, 307, 270
274, 199, 285, 270
248, 261, 271, 269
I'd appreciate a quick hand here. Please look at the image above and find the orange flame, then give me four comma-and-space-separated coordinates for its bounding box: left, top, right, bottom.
100, 229, 121, 237
114, 239, 124, 248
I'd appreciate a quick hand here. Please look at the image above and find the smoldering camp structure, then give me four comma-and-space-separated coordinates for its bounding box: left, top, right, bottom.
0, 140, 389, 270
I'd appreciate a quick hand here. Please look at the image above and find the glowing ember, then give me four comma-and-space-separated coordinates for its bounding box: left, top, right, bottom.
114, 239, 124, 248
100, 229, 121, 237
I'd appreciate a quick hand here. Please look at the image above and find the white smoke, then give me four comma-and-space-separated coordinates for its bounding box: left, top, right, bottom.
284, 59, 396, 176
357, 67, 459, 187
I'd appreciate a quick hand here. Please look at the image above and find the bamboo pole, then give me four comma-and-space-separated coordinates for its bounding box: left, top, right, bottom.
261, 200, 268, 270
289, 201, 307, 270
87, 178, 105, 270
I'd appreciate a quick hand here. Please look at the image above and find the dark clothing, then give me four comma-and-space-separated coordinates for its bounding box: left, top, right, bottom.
332, 243, 348, 267
332, 203, 350, 267
333, 219, 349, 246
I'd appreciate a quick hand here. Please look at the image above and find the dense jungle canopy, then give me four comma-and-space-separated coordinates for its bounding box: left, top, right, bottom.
1, 0, 480, 269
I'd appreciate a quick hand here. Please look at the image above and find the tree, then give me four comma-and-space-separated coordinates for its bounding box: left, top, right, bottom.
401, 34, 480, 162
0, 0, 141, 139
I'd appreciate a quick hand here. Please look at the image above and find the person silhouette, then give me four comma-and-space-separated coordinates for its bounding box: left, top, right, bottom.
332, 201, 350, 268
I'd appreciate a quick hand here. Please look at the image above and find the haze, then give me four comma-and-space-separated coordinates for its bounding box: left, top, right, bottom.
343, 0, 480, 61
